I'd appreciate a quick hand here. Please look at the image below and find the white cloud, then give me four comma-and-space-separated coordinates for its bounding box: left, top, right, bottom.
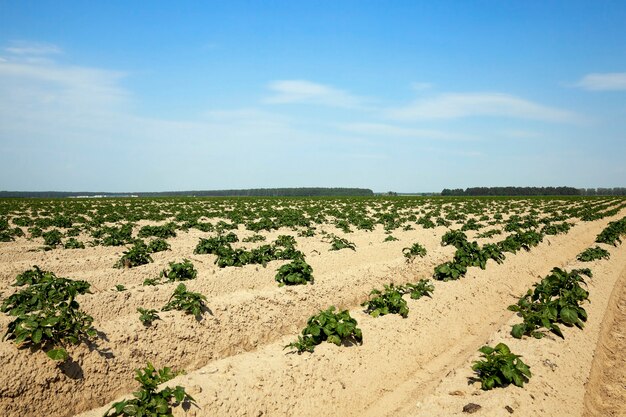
338, 122, 457, 140
386, 92, 577, 123
410, 82, 433, 91
265, 80, 366, 108
575, 72, 626, 91
4, 41, 62, 55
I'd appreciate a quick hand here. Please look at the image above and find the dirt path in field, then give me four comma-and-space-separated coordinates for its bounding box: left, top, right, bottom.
74, 211, 626, 417
582, 263, 626, 417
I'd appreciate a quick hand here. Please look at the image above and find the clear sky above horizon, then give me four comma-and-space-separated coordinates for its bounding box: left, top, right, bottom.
1, 1, 625, 192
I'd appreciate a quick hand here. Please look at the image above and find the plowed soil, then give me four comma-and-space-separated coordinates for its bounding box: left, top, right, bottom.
1, 208, 624, 417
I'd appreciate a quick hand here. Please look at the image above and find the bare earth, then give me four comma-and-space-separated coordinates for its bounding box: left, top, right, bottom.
1, 209, 625, 417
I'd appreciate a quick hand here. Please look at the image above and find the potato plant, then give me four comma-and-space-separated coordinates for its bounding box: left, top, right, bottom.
162, 284, 207, 319
362, 284, 409, 318
1, 266, 96, 361
147, 238, 170, 253
595, 217, 626, 246
115, 241, 154, 268
576, 246, 610, 262
285, 306, 362, 353
104, 363, 194, 417
275, 259, 314, 286
160, 259, 197, 282
402, 243, 427, 262
509, 268, 591, 339
471, 343, 531, 390
138, 308, 160, 326
327, 234, 356, 251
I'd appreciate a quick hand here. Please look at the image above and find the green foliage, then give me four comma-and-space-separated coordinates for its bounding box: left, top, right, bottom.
104, 363, 194, 417
361, 284, 409, 318
576, 246, 610, 262
195, 233, 303, 268
402, 243, 427, 262
160, 259, 197, 282
476, 229, 502, 239
595, 217, 626, 246
95, 223, 135, 247
498, 231, 544, 254
143, 277, 161, 286
275, 259, 314, 286
508, 268, 591, 339
193, 233, 239, 255
162, 284, 207, 318
285, 306, 363, 353
1, 266, 96, 361
383, 235, 399, 242
115, 284, 127, 292
64, 237, 85, 249
404, 279, 435, 299
441, 230, 468, 248
138, 223, 177, 239
471, 343, 531, 390
42, 229, 63, 247
461, 218, 484, 231
138, 308, 160, 326
242, 234, 266, 243
147, 238, 171, 253
433, 261, 468, 281
28, 226, 43, 238
115, 241, 154, 268
328, 234, 356, 251
541, 222, 571, 235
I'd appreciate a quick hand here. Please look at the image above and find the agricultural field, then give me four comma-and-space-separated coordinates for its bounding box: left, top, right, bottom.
1, 196, 625, 417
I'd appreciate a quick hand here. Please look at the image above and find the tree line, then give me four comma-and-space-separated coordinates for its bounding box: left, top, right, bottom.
441, 187, 626, 196
0, 188, 374, 198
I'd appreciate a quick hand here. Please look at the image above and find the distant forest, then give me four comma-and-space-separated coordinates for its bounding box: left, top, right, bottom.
441, 187, 626, 196
0, 187, 374, 198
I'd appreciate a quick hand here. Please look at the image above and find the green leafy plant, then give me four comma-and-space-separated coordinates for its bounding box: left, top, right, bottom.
138, 308, 160, 326
404, 279, 435, 299
104, 363, 194, 417
433, 261, 468, 281
63, 237, 85, 249
595, 217, 626, 246
508, 268, 591, 339
1, 266, 96, 361
147, 238, 171, 253
138, 223, 177, 239
143, 277, 161, 286
402, 243, 427, 262
42, 229, 63, 248
576, 246, 610, 262
362, 284, 409, 318
471, 343, 531, 390
242, 234, 266, 243
275, 259, 314, 286
285, 306, 362, 353
162, 284, 207, 318
160, 259, 197, 282
115, 241, 154, 268
115, 284, 127, 292
383, 235, 398, 242
328, 234, 356, 251
441, 230, 468, 248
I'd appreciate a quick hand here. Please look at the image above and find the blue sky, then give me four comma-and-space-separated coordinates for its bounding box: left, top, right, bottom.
1, 1, 625, 192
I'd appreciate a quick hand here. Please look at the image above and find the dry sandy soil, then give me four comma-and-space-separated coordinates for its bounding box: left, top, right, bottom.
1, 206, 624, 417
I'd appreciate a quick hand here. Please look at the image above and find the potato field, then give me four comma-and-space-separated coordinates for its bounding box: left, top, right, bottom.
1, 196, 625, 417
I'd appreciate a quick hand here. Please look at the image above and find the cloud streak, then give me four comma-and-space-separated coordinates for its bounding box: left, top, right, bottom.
338, 122, 459, 140
386, 92, 578, 123
575, 72, 626, 91
265, 80, 366, 108
4, 40, 62, 55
